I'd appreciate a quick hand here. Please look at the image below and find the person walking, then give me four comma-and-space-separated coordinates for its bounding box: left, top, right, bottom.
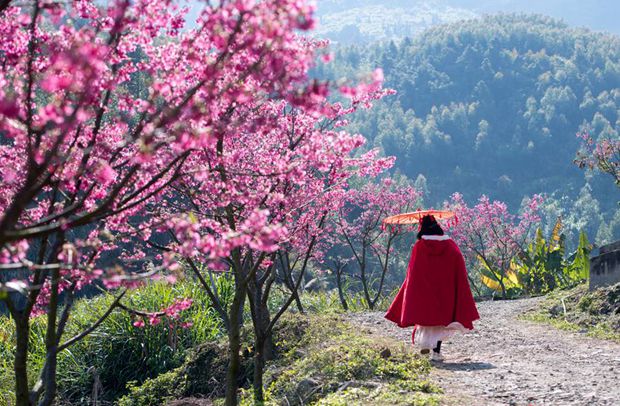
385, 214, 479, 361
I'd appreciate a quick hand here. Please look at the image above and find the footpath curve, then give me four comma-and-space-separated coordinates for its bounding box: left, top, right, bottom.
352, 298, 620, 405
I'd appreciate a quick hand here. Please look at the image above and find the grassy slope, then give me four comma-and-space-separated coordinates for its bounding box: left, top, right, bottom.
521, 283, 620, 342
120, 313, 441, 406
0, 284, 399, 406
258, 314, 440, 406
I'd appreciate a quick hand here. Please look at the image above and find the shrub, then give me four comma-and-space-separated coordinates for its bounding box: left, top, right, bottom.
522, 283, 620, 341
0, 277, 229, 405
117, 341, 249, 406
57, 280, 227, 403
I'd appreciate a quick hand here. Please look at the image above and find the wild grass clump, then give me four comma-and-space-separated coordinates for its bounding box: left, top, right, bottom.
117, 340, 252, 406
60, 279, 228, 403
522, 282, 620, 341
0, 315, 48, 406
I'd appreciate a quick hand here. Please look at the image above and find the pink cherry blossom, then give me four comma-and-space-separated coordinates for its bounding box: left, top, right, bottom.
446, 192, 543, 298
575, 131, 620, 186
0, 0, 333, 404
328, 178, 420, 309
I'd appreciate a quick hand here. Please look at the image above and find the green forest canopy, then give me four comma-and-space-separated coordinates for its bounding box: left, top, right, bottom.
316, 14, 620, 247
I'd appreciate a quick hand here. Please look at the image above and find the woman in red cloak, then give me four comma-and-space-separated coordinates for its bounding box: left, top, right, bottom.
385, 215, 479, 361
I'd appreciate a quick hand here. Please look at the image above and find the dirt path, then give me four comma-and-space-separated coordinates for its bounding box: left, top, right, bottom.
352, 298, 620, 405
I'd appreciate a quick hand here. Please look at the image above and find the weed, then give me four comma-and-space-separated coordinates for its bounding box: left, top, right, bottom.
521, 283, 620, 342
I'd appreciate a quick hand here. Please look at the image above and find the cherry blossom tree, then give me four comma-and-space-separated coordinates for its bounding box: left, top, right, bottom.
147, 68, 395, 403
575, 131, 620, 186
447, 193, 543, 298
0, 0, 320, 404
330, 178, 419, 310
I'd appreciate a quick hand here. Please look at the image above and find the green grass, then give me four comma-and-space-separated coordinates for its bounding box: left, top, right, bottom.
117, 340, 245, 406
0, 312, 49, 406
60, 279, 227, 402
119, 312, 440, 406
0, 278, 229, 405
252, 313, 441, 405
521, 282, 620, 342
0, 280, 421, 406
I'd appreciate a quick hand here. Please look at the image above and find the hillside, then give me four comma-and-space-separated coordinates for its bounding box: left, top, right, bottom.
317, 14, 620, 245
450, 0, 620, 36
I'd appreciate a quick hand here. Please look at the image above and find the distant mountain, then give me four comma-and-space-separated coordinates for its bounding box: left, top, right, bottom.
448, 0, 620, 35
314, 0, 620, 43
314, 0, 476, 44
318, 14, 620, 245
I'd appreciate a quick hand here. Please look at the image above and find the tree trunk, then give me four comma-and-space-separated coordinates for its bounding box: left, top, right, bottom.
467, 273, 482, 298
370, 234, 394, 310
499, 278, 507, 299
359, 246, 372, 310
257, 290, 274, 361
281, 263, 304, 314
291, 285, 304, 314
253, 337, 265, 404
336, 268, 348, 311
14, 315, 31, 406
251, 306, 276, 402
251, 312, 275, 403
37, 269, 60, 406
224, 284, 246, 406
248, 277, 274, 404
367, 297, 375, 310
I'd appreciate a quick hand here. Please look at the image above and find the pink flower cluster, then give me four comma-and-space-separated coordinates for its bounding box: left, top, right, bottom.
575, 131, 620, 185
133, 298, 194, 328
149, 70, 396, 275
0, 0, 331, 310
447, 192, 543, 275
329, 177, 420, 265
0, 6, 402, 381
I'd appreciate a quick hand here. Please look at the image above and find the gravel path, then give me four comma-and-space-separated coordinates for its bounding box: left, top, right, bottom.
351, 298, 620, 405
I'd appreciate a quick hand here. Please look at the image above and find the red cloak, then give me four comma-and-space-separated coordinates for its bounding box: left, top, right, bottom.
385, 236, 479, 329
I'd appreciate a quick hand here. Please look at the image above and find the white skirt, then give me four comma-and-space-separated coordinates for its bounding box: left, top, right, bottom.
414, 322, 468, 350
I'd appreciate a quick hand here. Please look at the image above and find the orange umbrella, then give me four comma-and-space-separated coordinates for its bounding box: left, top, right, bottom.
383, 209, 455, 225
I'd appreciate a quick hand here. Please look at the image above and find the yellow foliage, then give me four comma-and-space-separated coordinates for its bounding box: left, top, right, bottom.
551, 216, 562, 249
506, 270, 520, 287
478, 255, 521, 291
481, 270, 520, 291
481, 273, 501, 291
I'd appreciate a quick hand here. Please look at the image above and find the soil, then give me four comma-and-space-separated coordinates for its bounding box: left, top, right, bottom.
351, 298, 620, 405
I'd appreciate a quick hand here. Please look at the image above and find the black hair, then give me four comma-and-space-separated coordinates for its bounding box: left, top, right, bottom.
416, 214, 444, 240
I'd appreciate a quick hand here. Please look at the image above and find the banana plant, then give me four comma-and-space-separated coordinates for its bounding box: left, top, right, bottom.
508, 218, 591, 294
565, 230, 591, 282
478, 254, 523, 296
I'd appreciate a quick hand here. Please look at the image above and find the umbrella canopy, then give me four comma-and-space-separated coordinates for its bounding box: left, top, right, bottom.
383, 209, 455, 225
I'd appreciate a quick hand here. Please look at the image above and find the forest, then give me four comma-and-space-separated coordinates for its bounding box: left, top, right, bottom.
316, 14, 620, 248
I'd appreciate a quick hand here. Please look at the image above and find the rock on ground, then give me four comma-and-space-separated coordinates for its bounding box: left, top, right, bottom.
351, 298, 620, 405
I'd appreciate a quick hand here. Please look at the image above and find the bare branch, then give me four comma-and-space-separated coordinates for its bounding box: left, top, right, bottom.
58, 290, 127, 352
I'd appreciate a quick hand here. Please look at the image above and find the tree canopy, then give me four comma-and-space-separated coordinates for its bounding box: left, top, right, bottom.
318, 15, 620, 212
